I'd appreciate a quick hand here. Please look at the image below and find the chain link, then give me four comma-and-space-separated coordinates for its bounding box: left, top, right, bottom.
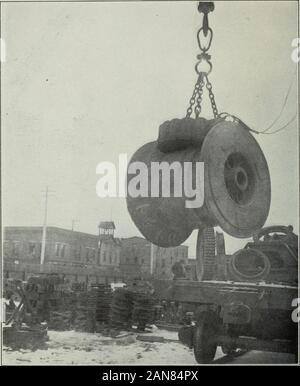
205, 75, 219, 118
186, 75, 205, 118
194, 78, 205, 118
185, 3, 219, 119
186, 83, 199, 118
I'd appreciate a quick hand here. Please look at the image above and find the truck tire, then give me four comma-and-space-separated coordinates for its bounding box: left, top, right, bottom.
193, 312, 218, 364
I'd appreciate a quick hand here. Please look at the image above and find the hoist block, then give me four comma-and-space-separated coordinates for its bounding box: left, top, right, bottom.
126, 118, 271, 247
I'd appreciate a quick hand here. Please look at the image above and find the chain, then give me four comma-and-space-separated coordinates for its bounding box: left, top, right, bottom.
185, 2, 219, 119
205, 75, 219, 118
186, 74, 205, 118
194, 77, 205, 118
186, 83, 199, 118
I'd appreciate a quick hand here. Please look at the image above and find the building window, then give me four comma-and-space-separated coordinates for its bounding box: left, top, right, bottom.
109, 254, 112, 264
28, 242, 40, 257
55, 243, 67, 258
103, 251, 106, 262
3, 241, 10, 258
73, 247, 81, 260
29, 242, 35, 254
85, 247, 96, 263
134, 256, 138, 264
12, 241, 20, 257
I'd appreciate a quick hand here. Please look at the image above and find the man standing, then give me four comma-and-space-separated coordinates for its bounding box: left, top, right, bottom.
171, 259, 187, 280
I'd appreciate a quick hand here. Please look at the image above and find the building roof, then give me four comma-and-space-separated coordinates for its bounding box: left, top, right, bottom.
4, 226, 98, 238
98, 221, 116, 230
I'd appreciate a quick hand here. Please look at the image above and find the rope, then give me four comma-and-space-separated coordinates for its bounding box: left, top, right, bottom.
255, 68, 297, 134
224, 69, 298, 136
258, 113, 297, 135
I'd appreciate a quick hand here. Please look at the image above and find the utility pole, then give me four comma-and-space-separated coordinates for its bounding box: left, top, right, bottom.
40, 186, 54, 265
71, 219, 79, 231
150, 243, 154, 275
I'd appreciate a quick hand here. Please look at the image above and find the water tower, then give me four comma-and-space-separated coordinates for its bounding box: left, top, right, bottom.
98, 221, 116, 240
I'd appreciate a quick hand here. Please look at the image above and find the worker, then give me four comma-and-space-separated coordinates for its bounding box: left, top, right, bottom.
171, 259, 187, 280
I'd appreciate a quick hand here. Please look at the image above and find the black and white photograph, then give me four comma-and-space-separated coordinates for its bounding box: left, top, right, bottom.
1, 0, 299, 367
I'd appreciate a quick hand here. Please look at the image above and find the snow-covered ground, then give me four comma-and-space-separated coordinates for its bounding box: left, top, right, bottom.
2, 328, 296, 365
2, 328, 198, 365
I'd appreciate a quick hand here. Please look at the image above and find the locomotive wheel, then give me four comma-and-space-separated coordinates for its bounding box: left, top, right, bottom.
196, 227, 216, 280
228, 248, 271, 282
193, 312, 218, 364
221, 344, 238, 356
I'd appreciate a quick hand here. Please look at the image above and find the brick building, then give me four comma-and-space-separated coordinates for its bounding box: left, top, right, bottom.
3, 224, 188, 282
3, 224, 122, 285
120, 236, 188, 280
153, 244, 189, 279
3, 226, 121, 267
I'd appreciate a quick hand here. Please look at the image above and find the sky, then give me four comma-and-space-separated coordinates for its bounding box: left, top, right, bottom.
2, 1, 299, 256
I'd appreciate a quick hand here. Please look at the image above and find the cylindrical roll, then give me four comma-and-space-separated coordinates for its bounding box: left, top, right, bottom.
126, 118, 271, 247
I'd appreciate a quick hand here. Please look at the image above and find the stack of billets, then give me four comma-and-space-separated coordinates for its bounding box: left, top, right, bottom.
95, 284, 112, 323
132, 292, 155, 331
73, 285, 113, 332
72, 291, 94, 332
48, 292, 76, 331
110, 288, 133, 330
48, 309, 73, 331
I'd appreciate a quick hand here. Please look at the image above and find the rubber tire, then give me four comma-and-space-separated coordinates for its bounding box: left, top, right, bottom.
193, 313, 218, 364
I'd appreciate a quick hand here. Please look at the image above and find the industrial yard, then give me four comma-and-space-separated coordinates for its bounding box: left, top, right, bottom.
3, 329, 296, 365
1, 1, 299, 367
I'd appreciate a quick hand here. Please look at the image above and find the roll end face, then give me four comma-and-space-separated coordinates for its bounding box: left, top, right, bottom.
201, 120, 271, 238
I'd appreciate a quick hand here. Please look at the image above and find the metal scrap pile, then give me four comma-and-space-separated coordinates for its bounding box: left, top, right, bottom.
3, 276, 54, 350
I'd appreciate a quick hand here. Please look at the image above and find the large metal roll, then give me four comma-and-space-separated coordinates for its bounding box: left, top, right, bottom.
126, 141, 202, 247
126, 118, 271, 247
198, 120, 271, 238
